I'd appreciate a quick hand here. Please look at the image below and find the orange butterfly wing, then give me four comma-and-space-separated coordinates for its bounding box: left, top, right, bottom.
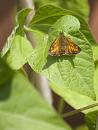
49, 32, 81, 56
64, 37, 81, 55
49, 38, 62, 56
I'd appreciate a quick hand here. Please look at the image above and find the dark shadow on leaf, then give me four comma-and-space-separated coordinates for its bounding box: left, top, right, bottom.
0, 79, 12, 101
58, 55, 75, 68
43, 55, 57, 70
43, 54, 76, 70
0, 58, 13, 101
94, 60, 98, 69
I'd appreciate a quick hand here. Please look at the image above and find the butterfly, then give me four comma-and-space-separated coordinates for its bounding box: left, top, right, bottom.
49, 32, 81, 56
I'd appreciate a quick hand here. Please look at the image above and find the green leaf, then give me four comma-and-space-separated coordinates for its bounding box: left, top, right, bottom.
1, 5, 97, 114
6, 35, 33, 70
2, 28, 48, 71
94, 60, 98, 101
28, 15, 80, 71
30, 4, 96, 46
1, 8, 32, 57
52, 15, 80, 33
15, 8, 32, 36
1, 27, 17, 57
52, 44, 98, 113
59, 0, 89, 20
16, 8, 32, 26
85, 111, 98, 130
0, 71, 72, 130
26, 15, 97, 113
26, 29, 48, 72
30, 4, 72, 25
41, 15, 95, 100
27, 15, 96, 110
34, 0, 89, 20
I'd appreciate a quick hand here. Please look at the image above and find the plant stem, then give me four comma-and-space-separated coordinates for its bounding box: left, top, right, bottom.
62, 102, 98, 118
58, 98, 65, 114
96, 116, 98, 130
17, 0, 53, 106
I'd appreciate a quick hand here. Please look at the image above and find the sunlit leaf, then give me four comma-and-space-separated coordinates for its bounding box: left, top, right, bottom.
42, 15, 95, 100
6, 35, 33, 70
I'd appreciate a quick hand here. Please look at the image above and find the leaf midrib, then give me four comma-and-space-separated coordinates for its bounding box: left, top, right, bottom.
30, 13, 68, 25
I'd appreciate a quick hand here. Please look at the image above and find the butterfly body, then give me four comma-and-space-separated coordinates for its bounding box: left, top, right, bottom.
49, 32, 81, 56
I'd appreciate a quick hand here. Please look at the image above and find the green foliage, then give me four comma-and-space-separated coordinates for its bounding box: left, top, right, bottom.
0, 60, 71, 130
27, 29, 48, 72
2, 5, 97, 108
6, 35, 32, 70
29, 5, 98, 111
93, 45, 98, 95
34, 0, 89, 20
0, 58, 13, 86
30, 5, 96, 46
59, 0, 89, 19
1, 3, 98, 129
1, 8, 32, 57
16, 8, 32, 26
85, 111, 98, 130
1, 28, 17, 57
41, 15, 95, 99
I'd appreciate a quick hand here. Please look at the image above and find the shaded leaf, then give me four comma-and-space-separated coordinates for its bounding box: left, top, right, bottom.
96, 116, 98, 130
15, 8, 33, 36
16, 8, 32, 26
0, 58, 13, 86
85, 111, 98, 130
34, 0, 89, 20
30, 4, 72, 25
30, 4, 96, 46
59, 0, 89, 20
0, 71, 72, 130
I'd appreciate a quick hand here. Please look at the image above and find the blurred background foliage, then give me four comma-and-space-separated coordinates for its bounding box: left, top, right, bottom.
34, 0, 89, 20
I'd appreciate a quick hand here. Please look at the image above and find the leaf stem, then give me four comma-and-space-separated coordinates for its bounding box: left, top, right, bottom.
62, 102, 98, 118
58, 98, 65, 114
18, 0, 53, 106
